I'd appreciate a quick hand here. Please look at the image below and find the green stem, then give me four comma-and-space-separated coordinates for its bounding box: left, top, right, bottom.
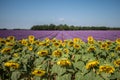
47, 60, 50, 80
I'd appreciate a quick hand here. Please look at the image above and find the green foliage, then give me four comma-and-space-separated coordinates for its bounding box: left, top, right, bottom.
0, 35, 120, 80
11, 71, 21, 80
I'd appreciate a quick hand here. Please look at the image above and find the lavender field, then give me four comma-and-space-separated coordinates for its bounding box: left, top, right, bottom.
0, 30, 120, 41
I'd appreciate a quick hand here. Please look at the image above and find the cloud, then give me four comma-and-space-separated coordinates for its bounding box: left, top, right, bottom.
59, 18, 64, 22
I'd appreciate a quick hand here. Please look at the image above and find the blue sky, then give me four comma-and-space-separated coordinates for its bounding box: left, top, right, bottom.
0, 0, 120, 29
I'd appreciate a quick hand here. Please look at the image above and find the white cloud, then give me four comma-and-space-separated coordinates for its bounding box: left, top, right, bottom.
59, 18, 64, 22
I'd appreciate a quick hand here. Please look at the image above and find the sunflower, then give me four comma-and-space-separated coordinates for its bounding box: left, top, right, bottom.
7, 36, 15, 41
35, 40, 40, 45
114, 59, 120, 67
68, 41, 74, 47
0, 37, 3, 41
0, 39, 6, 44
4, 62, 11, 67
51, 38, 57, 43
100, 43, 108, 50
13, 53, 19, 57
53, 42, 60, 47
99, 65, 115, 73
58, 40, 63, 44
57, 59, 71, 67
87, 36, 94, 44
16, 48, 22, 52
1, 47, 11, 53
87, 36, 94, 41
29, 39, 35, 44
106, 40, 112, 45
32, 69, 46, 77
6, 42, 15, 46
39, 42, 49, 46
116, 38, 120, 44
115, 45, 120, 51
73, 38, 80, 43
4, 62, 20, 69
73, 44, 80, 49
64, 40, 68, 44
63, 48, 69, 54
86, 60, 99, 69
37, 50, 48, 57
10, 63, 19, 69
28, 35, 35, 41
21, 39, 28, 46
87, 46, 96, 52
45, 37, 50, 43
52, 50, 62, 57
111, 53, 115, 57
62, 43, 66, 47
28, 46, 33, 51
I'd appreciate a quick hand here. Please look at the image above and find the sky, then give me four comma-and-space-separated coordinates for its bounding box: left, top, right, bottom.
0, 0, 120, 29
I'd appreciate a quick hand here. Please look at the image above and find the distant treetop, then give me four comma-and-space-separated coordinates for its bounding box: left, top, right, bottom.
30, 24, 120, 30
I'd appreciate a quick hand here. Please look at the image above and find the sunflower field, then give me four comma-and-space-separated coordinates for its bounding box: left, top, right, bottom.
0, 35, 120, 80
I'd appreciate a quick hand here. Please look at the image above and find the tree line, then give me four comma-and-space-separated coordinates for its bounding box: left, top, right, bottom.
0, 24, 120, 30
30, 24, 120, 30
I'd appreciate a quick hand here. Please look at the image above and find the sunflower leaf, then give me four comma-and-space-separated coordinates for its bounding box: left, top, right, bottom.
11, 71, 21, 80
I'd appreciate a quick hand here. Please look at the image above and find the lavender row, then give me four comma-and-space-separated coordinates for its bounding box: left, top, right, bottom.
65, 30, 120, 41
0, 30, 120, 41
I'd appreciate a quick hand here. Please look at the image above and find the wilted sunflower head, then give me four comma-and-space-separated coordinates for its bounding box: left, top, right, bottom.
116, 38, 120, 44
32, 69, 46, 77
52, 50, 62, 57
57, 59, 71, 67
86, 60, 99, 69
37, 50, 48, 57
99, 65, 115, 74
114, 59, 120, 67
